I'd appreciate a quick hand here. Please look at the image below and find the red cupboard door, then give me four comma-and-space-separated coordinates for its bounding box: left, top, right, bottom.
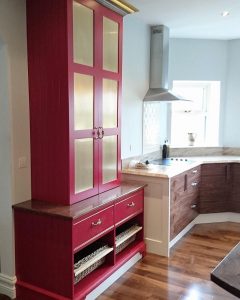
69, 0, 100, 203
98, 9, 122, 193
69, 1, 122, 202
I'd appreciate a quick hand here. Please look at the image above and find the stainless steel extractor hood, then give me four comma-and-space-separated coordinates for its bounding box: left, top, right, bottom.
144, 25, 189, 102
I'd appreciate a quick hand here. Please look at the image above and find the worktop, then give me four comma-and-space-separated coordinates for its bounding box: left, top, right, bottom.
211, 242, 240, 298
122, 156, 240, 178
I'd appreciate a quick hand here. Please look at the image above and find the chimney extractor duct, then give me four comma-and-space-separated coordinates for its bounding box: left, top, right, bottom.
143, 25, 190, 102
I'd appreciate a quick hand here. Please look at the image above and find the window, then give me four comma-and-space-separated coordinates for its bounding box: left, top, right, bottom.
171, 81, 220, 147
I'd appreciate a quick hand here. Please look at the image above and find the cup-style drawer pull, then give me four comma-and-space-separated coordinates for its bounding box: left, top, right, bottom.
191, 182, 198, 186
91, 219, 102, 226
192, 170, 198, 174
191, 204, 197, 209
127, 202, 135, 207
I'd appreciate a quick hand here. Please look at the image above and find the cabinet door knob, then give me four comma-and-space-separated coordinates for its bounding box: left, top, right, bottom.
97, 127, 104, 139
192, 170, 198, 174
191, 182, 198, 187
127, 202, 135, 207
91, 219, 102, 226
93, 127, 99, 139
191, 204, 197, 209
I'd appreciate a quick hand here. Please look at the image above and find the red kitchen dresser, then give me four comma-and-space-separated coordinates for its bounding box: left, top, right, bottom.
13, 183, 146, 300
27, 0, 123, 205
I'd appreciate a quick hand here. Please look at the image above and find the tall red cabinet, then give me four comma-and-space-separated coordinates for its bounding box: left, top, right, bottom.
13, 1, 146, 299
28, 0, 122, 205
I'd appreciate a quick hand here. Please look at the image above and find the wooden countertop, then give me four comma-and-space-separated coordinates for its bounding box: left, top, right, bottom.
211, 242, 240, 298
13, 182, 146, 220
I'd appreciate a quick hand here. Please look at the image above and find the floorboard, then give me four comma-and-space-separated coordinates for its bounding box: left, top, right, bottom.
98, 222, 240, 300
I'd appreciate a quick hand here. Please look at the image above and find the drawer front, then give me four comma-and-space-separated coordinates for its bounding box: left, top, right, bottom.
73, 206, 114, 250
201, 163, 228, 176
187, 165, 201, 182
115, 190, 143, 225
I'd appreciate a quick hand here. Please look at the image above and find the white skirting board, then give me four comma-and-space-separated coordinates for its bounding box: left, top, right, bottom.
0, 273, 16, 299
170, 212, 240, 249
86, 252, 142, 300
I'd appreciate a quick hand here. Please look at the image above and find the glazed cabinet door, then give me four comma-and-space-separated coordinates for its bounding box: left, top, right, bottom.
98, 11, 122, 192
70, 1, 122, 202
70, 0, 99, 202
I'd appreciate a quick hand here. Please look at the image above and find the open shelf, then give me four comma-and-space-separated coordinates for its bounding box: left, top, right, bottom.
116, 225, 142, 247
74, 246, 113, 277
74, 240, 146, 299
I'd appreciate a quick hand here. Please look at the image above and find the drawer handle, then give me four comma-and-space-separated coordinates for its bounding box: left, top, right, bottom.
191, 182, 198, 187
91, 219, 102, 226
191, 204, 197, 209
192, 170, 198, 174
127, 202, 135, 207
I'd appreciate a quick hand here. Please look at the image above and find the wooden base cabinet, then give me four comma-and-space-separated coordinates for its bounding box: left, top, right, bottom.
170, 165, 201, 240
13, 184, 146, 300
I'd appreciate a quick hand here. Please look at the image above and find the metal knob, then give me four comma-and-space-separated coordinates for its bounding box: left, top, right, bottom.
127, 202, 135, 207
191, 182, 198, 187
91, 219, 102, 226
191, 204, 197, 209
192, 170, 198, 174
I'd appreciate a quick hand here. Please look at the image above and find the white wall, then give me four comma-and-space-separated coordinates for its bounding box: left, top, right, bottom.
0, 0, 30, 294
121, 15, 150, 159
169, 38, 229, 146
223, 40, 240, 146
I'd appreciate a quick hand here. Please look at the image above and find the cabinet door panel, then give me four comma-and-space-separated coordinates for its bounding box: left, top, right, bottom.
102, 79, 118, 128
75, 138, 94, 193
102, 135, 118, 184
103, 17, 119, 72
74, 73, 94, 130
73, 1, 93, 66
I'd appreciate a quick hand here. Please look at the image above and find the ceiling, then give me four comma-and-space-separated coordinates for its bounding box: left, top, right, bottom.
128, 0, 240, 40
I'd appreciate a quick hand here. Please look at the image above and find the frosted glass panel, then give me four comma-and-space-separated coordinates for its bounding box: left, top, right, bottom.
103, 79, 118, 128
73, 1, 93, 66
74, 73, 93, 130
102, 136, 117, 184
103, 17, 118, 72
75, 139, 93, 193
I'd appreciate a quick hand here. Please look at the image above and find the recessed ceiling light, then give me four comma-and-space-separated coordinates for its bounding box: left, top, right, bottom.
221, 11, 230, 17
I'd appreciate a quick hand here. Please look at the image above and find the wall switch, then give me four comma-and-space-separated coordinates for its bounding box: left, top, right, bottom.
18, 156, 27, 169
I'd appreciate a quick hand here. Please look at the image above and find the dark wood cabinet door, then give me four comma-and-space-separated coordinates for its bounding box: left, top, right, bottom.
232, 163, 240, 212
199, 163, 232, 213
170, 166, 200, 240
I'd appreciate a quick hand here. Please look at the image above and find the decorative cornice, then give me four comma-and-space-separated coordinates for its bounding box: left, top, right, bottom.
96, 0, 138, 16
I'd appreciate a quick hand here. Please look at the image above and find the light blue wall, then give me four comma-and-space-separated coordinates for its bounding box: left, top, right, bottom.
223, 40, 240, 146
121, 15, 150, 159
0, 42, 13, 275
169, 38, 229, 146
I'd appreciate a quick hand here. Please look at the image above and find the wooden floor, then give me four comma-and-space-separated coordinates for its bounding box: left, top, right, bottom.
98, 222, 240, 300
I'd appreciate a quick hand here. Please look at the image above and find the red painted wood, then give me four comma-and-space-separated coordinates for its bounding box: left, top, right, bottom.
16, 281, 71, 300
14, 210, 73, 298
14, 187, 145, 299
27, 0, 123, 205
115, 190, 144, 226
74, 241, 146, 299
73, 206, 114, 251
27, 0, 70, 204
